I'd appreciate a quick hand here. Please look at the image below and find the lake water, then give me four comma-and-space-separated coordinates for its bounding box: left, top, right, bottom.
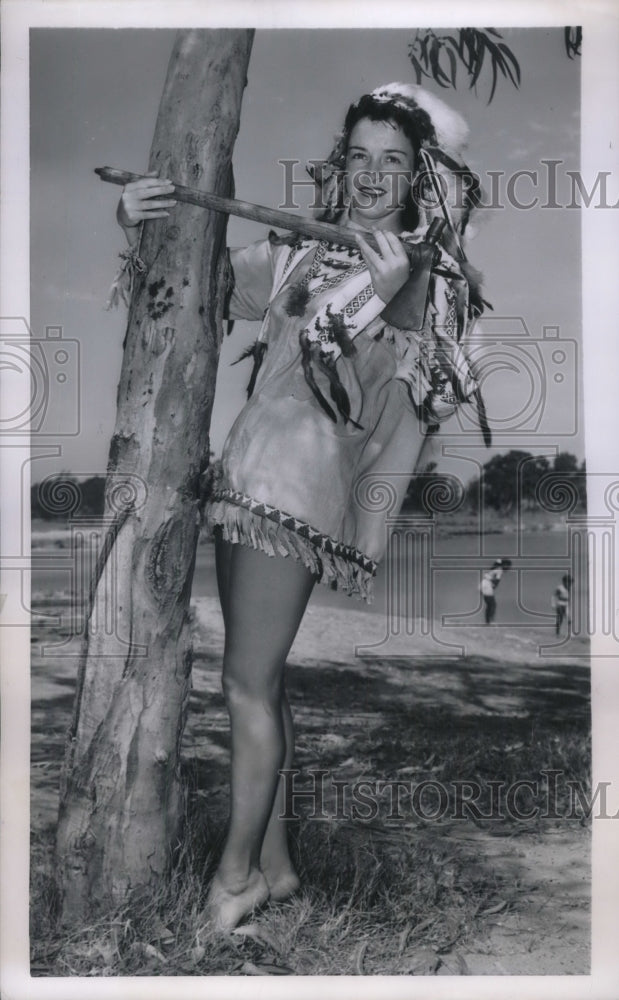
191, 525, 588, 631
31, 523, 588, 632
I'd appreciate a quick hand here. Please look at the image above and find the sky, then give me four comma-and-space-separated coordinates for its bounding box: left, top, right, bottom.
28, 26, 584, 485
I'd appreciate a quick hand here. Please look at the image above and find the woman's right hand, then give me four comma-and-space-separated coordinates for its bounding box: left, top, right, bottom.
116, 171, 177, 232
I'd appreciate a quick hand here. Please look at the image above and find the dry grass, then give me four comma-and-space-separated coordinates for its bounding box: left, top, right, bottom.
30, 716, 590, 976
29, 580, 591, 976
30, 812, 514, 976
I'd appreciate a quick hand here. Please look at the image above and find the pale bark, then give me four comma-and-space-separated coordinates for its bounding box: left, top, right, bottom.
55, 28, 254, 921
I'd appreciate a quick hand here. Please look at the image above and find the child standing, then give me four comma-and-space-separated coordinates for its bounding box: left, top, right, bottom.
480, 559, 506, 625
552, 574, 573, 636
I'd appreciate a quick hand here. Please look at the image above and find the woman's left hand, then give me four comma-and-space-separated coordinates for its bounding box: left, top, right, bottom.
355, 230, 410, 304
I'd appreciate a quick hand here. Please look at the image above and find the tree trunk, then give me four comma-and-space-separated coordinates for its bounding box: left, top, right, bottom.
55, 28, 254, 922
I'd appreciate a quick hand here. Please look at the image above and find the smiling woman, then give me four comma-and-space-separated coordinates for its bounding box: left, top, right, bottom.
113, 81, 489, 932
19, 20, 602, 981
206, 84, 492, 930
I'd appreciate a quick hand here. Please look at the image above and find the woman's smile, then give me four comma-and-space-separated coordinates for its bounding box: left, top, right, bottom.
345, 118, 417, 232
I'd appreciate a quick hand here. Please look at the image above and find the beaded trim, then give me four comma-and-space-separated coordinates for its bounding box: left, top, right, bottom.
210, 488, 377, 576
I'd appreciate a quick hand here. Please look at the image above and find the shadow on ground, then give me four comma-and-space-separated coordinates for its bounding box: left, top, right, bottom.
31, 595, 591, 975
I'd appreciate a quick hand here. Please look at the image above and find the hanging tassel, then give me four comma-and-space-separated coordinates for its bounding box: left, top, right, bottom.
105, 242, 147, 310
299, 331, 338, 423
231, 340, 268, 398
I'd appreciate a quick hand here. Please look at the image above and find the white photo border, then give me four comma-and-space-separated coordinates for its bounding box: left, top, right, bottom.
2, 1, 618, 998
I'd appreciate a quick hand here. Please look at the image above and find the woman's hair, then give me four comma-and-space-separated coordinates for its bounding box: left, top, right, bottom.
312, 87, 481, 236
342, 93, 437, 164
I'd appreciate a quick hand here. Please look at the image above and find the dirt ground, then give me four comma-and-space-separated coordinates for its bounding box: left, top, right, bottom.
31, 592, 590, 975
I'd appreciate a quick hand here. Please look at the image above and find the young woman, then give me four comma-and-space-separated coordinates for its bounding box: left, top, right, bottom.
116, 82, 487, 931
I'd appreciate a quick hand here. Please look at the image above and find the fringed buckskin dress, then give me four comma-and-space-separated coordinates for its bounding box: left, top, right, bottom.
206, 226, 481, 601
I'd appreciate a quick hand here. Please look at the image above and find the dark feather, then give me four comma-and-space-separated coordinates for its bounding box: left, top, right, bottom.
286, 283, 311, 317
406, 384, 425, 421
324, 306, 356, 358
322, 258, 351, 270
473, 386, 492, 447
268, 229, 303, 248
246, 342, 268, 398
299, 331, 338, 423
459, 259, 487, 316
231, 342, 259, 366
316, 354, 364, 430
230, 340, 268, 399
449, 363, 472, 404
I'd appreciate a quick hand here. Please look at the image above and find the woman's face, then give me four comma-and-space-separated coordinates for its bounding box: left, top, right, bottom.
344, 117, 417, 232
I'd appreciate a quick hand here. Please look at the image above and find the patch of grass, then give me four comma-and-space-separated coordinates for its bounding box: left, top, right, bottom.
30, 606, 591, 977
30, 802, 515, 977
31, 706, 589, 978
354, 709, 591, 825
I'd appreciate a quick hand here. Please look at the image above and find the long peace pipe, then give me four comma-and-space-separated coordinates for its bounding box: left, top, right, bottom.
95, 166, 442, 261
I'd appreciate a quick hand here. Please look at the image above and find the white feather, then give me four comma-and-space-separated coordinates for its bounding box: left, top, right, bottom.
371, 82, 469, 153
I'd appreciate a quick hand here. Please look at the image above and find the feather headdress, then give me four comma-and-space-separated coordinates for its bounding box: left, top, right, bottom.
311, 82, 472, 216
370, 83, 469, 155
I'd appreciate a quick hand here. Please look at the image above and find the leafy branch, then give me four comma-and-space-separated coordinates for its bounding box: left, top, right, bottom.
564, 27, 582, 59
409, 27, 582, 104
408, 28, 521, 104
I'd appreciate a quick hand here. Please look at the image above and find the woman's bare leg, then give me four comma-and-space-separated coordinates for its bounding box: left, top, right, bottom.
215, 531, 302, 899
258, 688, 301, 900
209, 535, 315, 929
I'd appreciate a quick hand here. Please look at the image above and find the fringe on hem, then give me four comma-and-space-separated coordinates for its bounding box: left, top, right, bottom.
206, 498, 376, 603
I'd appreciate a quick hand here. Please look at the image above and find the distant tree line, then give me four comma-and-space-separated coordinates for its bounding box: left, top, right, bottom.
31, 475, 106, 520
404, 450, 587, 516
32, 451, 586, 521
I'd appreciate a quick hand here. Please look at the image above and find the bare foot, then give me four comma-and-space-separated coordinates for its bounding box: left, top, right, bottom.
205, 869, 270, 932
261, 863, 301, 902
